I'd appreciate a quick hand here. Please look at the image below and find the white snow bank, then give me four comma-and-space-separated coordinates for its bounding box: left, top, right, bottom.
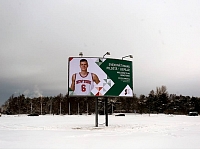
0, 114, 200, 149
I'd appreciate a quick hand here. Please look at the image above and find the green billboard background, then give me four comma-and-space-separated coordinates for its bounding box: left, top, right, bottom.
98, 58, 133, 96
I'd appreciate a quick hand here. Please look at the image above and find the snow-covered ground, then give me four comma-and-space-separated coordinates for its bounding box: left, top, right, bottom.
0, 113, 200, 149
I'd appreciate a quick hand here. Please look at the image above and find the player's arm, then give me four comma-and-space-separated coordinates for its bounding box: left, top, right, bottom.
70, 74, 76, 91
92, 73, 100, 84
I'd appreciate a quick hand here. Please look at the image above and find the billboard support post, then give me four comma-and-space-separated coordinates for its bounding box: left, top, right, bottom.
95, 97, 98, 127
68, 57, 133, 127
87, 103, 88, 115
69, 102, 70, 115
105, 97, 108, 126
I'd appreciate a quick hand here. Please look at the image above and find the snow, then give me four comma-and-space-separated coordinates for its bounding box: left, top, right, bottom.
0, 114, 200, 149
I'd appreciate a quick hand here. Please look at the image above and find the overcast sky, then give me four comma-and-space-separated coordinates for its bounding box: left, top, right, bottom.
1, 0, 200, 105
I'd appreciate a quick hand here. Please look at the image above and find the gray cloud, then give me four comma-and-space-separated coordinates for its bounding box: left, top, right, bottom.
1, 0, 200, 105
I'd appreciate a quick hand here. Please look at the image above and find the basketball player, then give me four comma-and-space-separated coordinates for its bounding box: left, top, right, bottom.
70, 59, 100, 95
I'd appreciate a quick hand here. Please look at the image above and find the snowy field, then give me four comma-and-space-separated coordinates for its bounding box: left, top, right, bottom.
0, 113, 200, 149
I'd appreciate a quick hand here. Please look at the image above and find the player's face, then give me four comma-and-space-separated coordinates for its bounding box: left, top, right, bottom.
80, 61, 88, 71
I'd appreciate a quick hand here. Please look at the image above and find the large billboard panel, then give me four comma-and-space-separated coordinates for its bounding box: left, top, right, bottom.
68, 57, 133, 97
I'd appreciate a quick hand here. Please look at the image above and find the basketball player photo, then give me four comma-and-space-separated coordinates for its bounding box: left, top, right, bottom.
69, 58, 100, 95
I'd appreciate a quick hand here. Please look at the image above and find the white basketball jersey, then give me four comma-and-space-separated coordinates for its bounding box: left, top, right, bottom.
74, 72, 94, 95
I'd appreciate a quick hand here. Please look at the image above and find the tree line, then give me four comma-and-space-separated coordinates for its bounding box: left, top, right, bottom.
1, 86, 200, 115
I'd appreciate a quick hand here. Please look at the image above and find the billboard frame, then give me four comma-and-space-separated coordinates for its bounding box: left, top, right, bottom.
67, 57, 134, 98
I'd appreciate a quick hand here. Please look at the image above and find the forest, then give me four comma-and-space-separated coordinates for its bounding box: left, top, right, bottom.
1, 86, 200, 115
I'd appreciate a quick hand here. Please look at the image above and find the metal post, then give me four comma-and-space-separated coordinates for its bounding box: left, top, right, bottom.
69, 102, 70, 115
105, 97, 108, 126
95, 97, 98, 127
60, 95, 62, 115
112, 103, 113, 115
87, 103, 88, 115
50, 98, 52, 115
40, 96, 42, 115
18, 93, 20, 115
31, 100, 32, 114
60, 101, 61, 115
78, 103, 79, 115
104, 101, 105, 115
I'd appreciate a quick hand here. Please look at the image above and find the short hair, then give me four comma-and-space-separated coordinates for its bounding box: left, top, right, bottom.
80, 59, 88, 63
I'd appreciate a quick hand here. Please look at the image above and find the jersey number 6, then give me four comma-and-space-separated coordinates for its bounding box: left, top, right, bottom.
81, 84, 86, 92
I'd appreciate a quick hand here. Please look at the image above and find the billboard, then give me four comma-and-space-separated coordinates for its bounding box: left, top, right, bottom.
68, 57, 133, 97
